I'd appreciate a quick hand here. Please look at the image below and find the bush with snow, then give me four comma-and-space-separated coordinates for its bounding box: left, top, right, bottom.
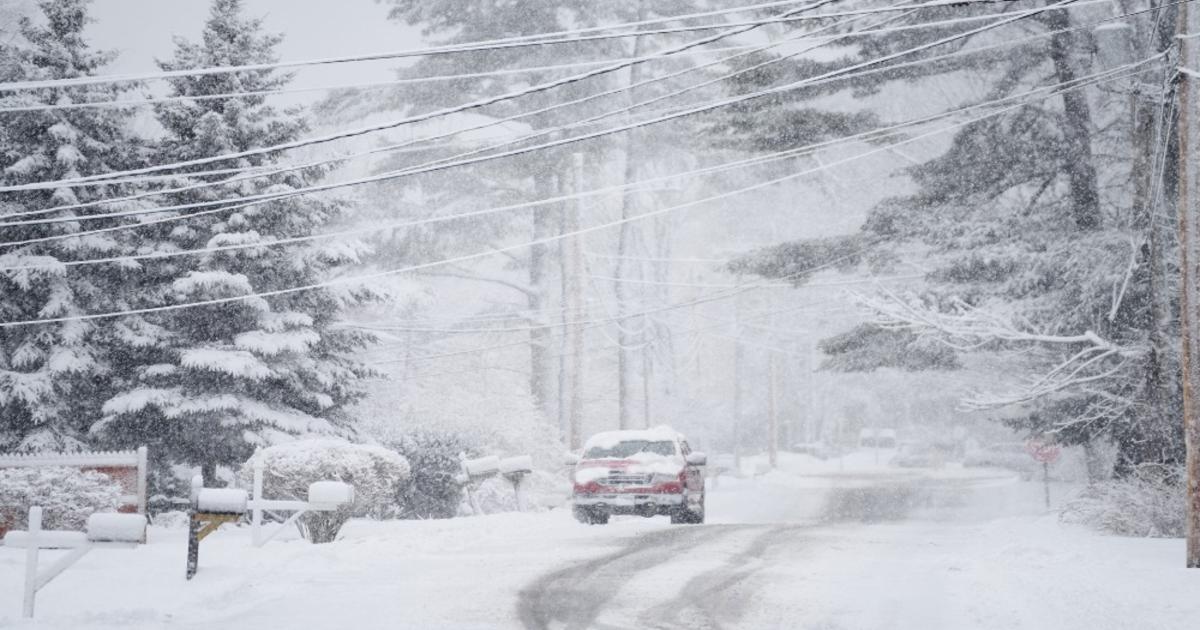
388, 432, 470, 520
240, 440, 410, 543
462, 469, 570, 516
0, 467, 122, 532
1060, 466, 1185, 537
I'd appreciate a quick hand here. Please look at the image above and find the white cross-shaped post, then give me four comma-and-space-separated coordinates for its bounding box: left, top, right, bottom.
5, 506, 144, 618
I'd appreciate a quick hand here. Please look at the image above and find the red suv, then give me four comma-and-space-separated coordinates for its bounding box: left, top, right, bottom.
567, 426, 706, 525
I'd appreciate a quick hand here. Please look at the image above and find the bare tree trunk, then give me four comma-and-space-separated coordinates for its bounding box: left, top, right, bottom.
1044, 5, 1102, 231
1125, 12, 1175, 478
615, 1, 649, 430
557, 193, 570, 435
567, 154, 587, 449
733, 292, 744, 469
529, 170, 556, 418
768, 353, 778, 468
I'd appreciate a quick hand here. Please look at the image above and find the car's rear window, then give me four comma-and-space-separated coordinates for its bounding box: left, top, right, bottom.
584, 440, 676, 459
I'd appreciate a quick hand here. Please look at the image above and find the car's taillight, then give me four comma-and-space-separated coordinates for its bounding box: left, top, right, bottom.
648, 471, 684, 493
573, 480, 601, 494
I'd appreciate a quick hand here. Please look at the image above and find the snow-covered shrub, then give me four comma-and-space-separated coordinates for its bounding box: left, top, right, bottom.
240, 440, 410, 543
388, 432, 470, 520
0, 467, 122, 532
462, 469, 570, 516
467, 475, 519, 515
1060, 466, 1185, 537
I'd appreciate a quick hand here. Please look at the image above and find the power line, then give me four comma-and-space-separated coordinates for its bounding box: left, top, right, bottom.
1, 41, 1162, 262
368, 253, 864, 361
0, 0, 842, 191
2, 0, 1137, 230
0, 0, 1102, 192
0, 0, 1027, 94
2, 57, 1150, 266
24, 0, 1167, 214
0, 52, 1160, 286
0, 44, 768, 113
0, 60, 1142, 327
2, 0, 875, 219
585, 252, 731, 264
3, 6, 1135, 250
380, 300, 840, 379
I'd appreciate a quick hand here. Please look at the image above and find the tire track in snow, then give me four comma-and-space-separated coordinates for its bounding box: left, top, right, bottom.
636, 524, 813, 630
516, 524, 741, 630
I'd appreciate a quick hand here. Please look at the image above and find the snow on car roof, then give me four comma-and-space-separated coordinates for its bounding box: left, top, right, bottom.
583, 425, 683, 450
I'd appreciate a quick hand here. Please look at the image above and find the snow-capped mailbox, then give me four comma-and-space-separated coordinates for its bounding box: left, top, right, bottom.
464, 455, 501, 477
307, 481, 354, 507
86, 513, 147, 544
196, 488, 249, 514
499, 455, 534, 475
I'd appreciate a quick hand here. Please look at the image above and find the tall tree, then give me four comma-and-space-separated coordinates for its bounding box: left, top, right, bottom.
95, 0, 375, 483
318, 0, 708, 427
723, 2, 1183, 472
0, 0, 143, 452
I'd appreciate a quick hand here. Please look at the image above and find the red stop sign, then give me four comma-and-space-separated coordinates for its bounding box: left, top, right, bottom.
1026, 439, 1061, 464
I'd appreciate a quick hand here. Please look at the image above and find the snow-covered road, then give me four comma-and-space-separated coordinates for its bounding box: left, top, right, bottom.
3, 455, 1198, 629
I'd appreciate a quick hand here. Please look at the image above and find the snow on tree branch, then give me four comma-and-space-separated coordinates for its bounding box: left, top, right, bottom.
854, 290, 1143, 410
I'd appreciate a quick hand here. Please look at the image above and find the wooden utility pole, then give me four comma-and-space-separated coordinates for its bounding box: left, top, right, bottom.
1176, 0, 1200, 568
567, 153, 587, 449
642, 328, 653, 428
768, 353, 779, 468
733, 291, 744, 471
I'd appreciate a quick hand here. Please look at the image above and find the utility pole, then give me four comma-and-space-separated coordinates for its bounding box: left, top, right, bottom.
733, 291, 744, 471
642, 324, 653, 428
807, 337, 819, 444
567, 153, 587, 449
768, 352, 779, 469
1176, 0, 1200, 569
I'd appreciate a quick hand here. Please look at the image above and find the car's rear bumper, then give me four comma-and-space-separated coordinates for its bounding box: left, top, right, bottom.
573, 492, 683, 513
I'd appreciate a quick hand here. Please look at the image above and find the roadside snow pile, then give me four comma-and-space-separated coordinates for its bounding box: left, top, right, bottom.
1061, 466, 1185, 537
0, 466, 121, 533
240, 440, 410, 542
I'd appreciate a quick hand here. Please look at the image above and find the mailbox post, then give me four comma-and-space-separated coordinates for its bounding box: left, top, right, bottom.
187, 472, 355, 579
3, 506, 145, 618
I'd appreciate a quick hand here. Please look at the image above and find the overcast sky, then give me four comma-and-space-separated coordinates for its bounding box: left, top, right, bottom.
85, 0, 422, 106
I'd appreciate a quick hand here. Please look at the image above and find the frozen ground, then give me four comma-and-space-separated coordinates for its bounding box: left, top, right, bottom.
3, 452, 1198, 629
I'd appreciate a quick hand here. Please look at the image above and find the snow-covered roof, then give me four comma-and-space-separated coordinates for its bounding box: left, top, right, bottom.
583, 425, 683, 450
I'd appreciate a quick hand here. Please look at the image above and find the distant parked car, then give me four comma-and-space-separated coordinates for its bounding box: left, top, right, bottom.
859, 428, 897, 449
962, 443, 1038, 480
790, 441, 834, 460
566, 426, 706, 525
891, 442, 944, 469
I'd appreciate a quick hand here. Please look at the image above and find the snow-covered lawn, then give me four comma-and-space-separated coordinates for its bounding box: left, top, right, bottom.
743, 516, 1197, 630
3, 454, 1198, 629
0, 511, 664, 629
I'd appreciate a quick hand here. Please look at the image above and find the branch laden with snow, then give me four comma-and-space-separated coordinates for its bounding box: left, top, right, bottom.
855, 290, 1143, 410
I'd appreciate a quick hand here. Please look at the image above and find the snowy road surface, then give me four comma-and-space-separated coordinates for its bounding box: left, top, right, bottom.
3, 454, 1198, 629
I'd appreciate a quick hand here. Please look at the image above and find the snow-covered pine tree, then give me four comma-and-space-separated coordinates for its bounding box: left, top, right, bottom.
0, 0, 144, 452
95, 0, 375, 484
719, 2, 1182, 473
